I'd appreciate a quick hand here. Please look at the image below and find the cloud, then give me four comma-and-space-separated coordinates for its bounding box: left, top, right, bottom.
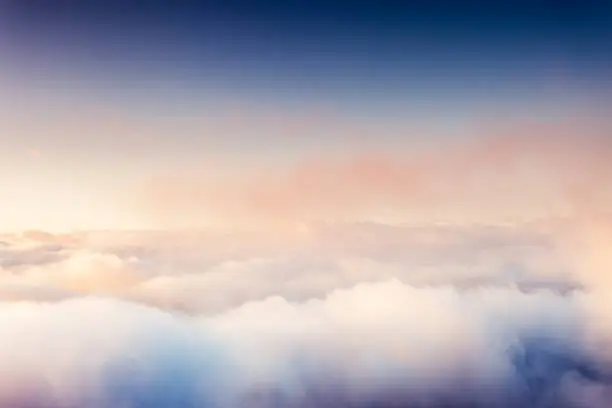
0, 297, 224, 408
0, 281, 606, 408
0, 223, 578, 313
0, 283, 75, 303
136, 116, 612, 228
0, 209, 609, 407
19, 230, 81, 246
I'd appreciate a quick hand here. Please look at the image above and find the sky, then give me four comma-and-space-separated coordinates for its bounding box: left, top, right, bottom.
3, 2, 612, 407
1, 0, 611, 231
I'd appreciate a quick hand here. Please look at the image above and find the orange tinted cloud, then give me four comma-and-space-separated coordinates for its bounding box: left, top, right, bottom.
137, 116, 612, 228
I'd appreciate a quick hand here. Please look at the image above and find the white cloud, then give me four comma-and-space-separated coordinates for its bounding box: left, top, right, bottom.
0, 221, 609, 406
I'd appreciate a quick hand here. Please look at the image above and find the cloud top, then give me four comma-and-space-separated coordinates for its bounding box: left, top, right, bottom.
0, 219, 611, 407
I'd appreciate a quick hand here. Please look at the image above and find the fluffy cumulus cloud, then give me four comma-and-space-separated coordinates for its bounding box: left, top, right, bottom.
0, 217, 611, 408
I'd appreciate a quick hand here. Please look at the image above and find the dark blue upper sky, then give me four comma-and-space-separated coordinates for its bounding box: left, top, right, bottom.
3, 0, 612, 107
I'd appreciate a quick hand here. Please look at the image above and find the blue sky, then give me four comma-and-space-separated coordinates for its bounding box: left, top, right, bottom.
0, 0, 611, 230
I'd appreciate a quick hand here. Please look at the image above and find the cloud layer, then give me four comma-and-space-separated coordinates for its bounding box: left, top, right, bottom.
0, 218, 611, 407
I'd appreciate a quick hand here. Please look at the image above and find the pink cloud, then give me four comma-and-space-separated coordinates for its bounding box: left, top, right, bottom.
136, 116, 612, 228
